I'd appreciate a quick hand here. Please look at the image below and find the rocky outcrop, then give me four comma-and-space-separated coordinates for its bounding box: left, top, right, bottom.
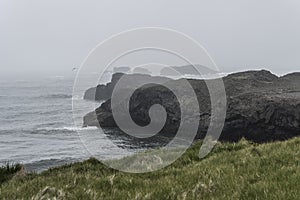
84, 73, 171, 101
84, 73, 124, 101
83, 70, 300, 142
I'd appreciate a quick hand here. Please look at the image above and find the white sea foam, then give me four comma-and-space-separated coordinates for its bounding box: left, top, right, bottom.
39, 126, 98, 132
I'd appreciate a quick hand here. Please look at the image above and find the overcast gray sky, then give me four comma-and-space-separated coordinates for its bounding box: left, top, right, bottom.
0, 0, 300, 77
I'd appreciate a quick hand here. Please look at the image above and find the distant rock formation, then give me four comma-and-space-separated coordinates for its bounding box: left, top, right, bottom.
83, 69, 300, 143
159, 67, 178, 76
113, 66, 131, 73
160, 65, 217, 76
84, 73, 124, 101
84, 73, 170, 101
133, 67, 152, 75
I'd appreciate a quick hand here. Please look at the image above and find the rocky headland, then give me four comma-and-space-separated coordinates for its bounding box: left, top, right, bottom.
83, 70, 300, 143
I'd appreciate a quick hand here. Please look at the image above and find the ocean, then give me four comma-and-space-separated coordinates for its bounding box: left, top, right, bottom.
0, 73, 167, 172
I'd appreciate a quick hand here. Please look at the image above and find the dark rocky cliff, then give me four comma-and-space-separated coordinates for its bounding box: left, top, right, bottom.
83, 70, 300, 142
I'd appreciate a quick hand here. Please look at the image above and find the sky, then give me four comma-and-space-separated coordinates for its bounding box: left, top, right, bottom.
0, 0, 300, 78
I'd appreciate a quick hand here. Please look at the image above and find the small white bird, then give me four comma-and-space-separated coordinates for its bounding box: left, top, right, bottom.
72, 67, 78, 71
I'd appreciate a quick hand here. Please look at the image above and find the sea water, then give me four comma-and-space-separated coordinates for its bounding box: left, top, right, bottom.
0, 73, 167, 172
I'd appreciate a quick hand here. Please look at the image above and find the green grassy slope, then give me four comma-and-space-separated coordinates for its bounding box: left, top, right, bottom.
1, 137, 300, 200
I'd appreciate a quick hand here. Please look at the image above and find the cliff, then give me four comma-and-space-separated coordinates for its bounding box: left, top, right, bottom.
83, 70, 300, 142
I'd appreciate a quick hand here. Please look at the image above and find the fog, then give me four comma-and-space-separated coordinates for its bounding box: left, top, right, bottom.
0, 0, 300, 78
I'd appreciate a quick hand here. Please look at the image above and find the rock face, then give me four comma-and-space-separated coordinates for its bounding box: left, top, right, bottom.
84, 73, 124, 101
83, 70, 300, 142
84, 73, 171, 101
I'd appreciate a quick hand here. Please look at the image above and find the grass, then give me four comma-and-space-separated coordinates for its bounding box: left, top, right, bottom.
0, 163, 23, 185
0, 137, 300, 199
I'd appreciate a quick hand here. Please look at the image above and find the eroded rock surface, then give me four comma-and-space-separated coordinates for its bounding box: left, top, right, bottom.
83, 70, 300, 142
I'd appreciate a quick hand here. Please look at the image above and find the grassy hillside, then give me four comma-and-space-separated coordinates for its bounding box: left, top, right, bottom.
1, 137, 300, 199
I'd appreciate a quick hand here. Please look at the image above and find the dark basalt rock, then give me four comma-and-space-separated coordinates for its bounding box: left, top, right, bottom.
83, 69, 300, 143
223, 92, 300, 142
84, 73, 124, 101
